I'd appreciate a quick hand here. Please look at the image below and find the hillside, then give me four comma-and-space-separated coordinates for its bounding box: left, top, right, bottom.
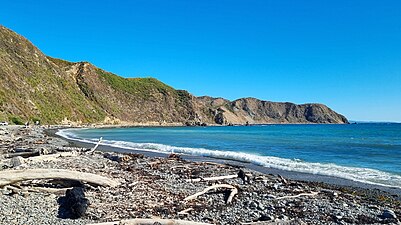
0, 25, 348, 125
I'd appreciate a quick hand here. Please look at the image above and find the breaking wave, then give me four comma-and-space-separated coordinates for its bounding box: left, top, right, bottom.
57, 128, 401, 188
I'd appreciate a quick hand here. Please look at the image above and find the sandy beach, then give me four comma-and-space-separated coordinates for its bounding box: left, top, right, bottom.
0, 125, 400, 225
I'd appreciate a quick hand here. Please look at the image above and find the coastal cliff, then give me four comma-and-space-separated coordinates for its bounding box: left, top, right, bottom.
0, 25, 348, 125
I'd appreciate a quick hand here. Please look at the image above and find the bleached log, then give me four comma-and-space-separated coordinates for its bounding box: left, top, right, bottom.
184, 184, 238, 204
178, 207, 194, 215
27, 186, 72, 194
185, 174, 238, 182
86, 137, 103, 154
3, 151, 39, 158
87, 219, 213, 225
0, 169, 120, 187
274, 191, 319, 200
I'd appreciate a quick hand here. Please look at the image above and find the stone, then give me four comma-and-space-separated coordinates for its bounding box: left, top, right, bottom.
10, 156, 25, 167
259, 214, 275, 221
380, 209, 397, 219
249, 201, 258, 210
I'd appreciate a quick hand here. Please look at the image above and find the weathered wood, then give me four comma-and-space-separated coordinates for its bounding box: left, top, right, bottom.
3, 151, 39, 158
184, 184, 238, 204
86, 137, 102, 154
178, 207, 194, 215
87, 219, 213, 225
0, 169, 120, 187
185, 174, 238, 182
28, 186, 72, 194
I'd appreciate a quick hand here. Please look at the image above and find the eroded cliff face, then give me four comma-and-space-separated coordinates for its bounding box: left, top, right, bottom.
0, 25, 348, 125
196, 97, 348, 125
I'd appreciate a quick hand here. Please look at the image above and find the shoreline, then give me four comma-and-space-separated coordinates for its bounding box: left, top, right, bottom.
1, 125, 400, 224
50, 127, 401, 196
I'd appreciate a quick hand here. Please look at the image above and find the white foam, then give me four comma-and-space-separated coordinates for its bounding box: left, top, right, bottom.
57, 128, 401, 188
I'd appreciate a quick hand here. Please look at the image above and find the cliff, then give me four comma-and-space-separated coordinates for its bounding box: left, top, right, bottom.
0, 25, 348, 125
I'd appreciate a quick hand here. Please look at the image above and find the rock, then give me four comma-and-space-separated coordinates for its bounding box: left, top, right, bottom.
257, 203, 265, 211
249, 201, 258, 210
58, 187, 89, 219
259, 214, 275, 221
10, 156, 25, 167
368, 204, 379, 210
278, 215, 289, 220
321, 189, 338, 198
277, 174, 288, 185
265, 194, 276, 199
380, 209, 397, 219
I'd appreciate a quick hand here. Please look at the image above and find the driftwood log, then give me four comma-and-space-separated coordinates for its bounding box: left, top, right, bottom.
0, 169, 120, 187
2, 151, 40, 159
185, 174, 238, 182
86, 137, 103, 154
184, 184, 238, 204
87, 219, 213, 225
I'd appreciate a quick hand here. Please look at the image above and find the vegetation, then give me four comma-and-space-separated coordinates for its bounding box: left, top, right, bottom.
31, 117, 41, 124
47, 56, 75, 68
97, 69, 175, 98
10, 116, 24, 125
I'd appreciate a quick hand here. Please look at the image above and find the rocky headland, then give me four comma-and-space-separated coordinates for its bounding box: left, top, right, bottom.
0, 25, 347, 126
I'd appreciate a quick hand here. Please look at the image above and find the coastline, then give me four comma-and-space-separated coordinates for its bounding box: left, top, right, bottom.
1, 125, 400, 224
50, 128, 401, 196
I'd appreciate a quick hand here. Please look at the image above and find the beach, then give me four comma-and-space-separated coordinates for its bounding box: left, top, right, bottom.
0, 125, 400, 225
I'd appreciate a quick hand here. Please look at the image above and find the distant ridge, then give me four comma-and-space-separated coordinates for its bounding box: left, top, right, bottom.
0, 25, 348, 125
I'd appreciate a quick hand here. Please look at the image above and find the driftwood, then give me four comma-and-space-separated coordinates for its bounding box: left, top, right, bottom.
178, 207, 194, 215
87, 219, 213, 225
184, 184, 238, 204
3, 151, 39, 159
274, 191, 319, 200
28, 186, 72, 194
0, 169, 120, 187
2, 152, 78, 168
86, 137, 102, 154
4, 185, 71, 195
185, 174, 238, 182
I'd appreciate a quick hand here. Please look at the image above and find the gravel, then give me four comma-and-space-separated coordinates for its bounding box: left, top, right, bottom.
0, 125, 400, 225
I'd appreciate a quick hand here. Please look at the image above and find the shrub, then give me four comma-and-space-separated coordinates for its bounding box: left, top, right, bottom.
10, 116, 24, 125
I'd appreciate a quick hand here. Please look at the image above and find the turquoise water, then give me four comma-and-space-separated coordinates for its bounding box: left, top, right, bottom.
58, 123, 401, 188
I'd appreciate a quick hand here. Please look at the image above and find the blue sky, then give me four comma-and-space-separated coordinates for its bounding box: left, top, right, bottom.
1, 1, 401, 122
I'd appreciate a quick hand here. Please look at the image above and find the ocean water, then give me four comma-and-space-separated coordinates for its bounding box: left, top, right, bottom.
57, 123, 401, 188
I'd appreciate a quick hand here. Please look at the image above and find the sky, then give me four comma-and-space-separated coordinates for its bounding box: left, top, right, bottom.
1, 0, 401, 122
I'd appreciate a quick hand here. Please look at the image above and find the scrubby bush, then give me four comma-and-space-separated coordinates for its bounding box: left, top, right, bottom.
10, 116, 24, 125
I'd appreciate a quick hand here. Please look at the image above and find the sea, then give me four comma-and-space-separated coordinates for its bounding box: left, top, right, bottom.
57, 123, 401, 188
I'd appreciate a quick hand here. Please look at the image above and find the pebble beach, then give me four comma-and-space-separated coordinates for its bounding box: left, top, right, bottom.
0, 125, 400, 225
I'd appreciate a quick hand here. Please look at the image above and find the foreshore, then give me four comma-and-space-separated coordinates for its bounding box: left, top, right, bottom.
1, 125, 400, 225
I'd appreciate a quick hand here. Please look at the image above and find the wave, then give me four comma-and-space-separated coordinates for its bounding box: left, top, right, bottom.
57, 128, 401, 188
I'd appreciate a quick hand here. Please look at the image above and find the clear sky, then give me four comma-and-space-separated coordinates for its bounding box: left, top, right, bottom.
1, 1, 401, 122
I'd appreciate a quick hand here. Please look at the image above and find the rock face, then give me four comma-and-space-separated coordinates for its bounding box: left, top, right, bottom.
0, 25, 348, 125
197, 97, 349, 125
